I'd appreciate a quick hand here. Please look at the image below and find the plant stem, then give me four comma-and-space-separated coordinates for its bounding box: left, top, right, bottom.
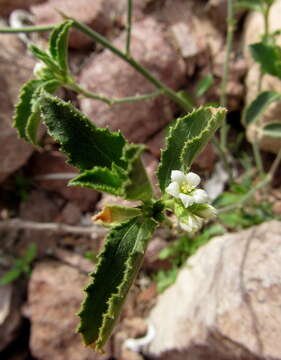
72, 19, 192, 112
251, 4, 272, 176
219, 0, 234, 150
269, 146, 281, 179
0, 24, 55, 33
0, 19, 192, 111
66, 81, 163, 105
212, 137, 234, 182
252, 138, 264, 175
126, 0, 133, 56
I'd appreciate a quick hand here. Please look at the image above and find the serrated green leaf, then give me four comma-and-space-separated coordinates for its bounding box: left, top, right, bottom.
157, 106, 226, 192
55, 21, 73, 71
25, 79, 60, 145
194, 74, 214, 98
70, 166, 126, 195
78, 216, 157, 350
49, 20, 73, 71
70, 144, 153, 200
39, 92, 153, 200
29, 44, 61, 74
13, 79, 44, 140
244, 91, 281, 125
262, 122, 281, 138
122, 144, 153, 201
38, 92, 127, 170
250, 42, 281, 78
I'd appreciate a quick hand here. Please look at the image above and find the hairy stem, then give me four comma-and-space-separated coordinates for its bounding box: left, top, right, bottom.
66, 81, 163, 105
0, 24, 55, 33
126, 0, 133, 56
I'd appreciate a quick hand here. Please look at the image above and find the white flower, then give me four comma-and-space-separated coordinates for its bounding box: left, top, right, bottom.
166, 170, 209, 208
179, 214, 203, 234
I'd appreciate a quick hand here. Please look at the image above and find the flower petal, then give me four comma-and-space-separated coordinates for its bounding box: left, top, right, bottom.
188, 215, 203, 231
179, 193, 194, 208
185, 172, 201, 187
166, 182, 180, 197
197, 204, 217, 219
171, 170, 186, 184
179, 221, 193, 232
180, 215, 203, 234
193, 189, 209, 204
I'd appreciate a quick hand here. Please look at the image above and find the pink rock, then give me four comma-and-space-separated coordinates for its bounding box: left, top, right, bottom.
0, 34, 36, 183
31, 0, 114, 49
27, 260, 111, 360
0, 0, 43, 16
31, 151, 99, 211
78, 17, 186, 143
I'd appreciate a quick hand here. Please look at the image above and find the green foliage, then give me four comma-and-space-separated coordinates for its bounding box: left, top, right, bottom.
13, 79, 60, 144
157, 107, 226, 192
48, 20, 73, 72
214, 182, 276, 229
155, 224, 225, 293
236, 0, 275, 12
194, 74, 214, 98
236, 0, 265, 12
244, 91, 281, 125
0, 244, 37, 286
39, 92, 153, 200
78, 216, 157, 349
262, 122, 281, 137
250, 42, 281, 79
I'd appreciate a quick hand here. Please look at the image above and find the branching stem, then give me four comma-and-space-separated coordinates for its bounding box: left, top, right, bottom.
66, 81, 163, 105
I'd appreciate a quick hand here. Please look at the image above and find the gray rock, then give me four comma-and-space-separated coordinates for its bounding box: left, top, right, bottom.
145, 221, 281, 360
79, 17, 186, 143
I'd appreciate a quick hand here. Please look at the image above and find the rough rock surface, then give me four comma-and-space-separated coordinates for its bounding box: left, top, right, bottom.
146, 221, 281, 360
32, 0, 116, 49
79, 17, 186, 143
0, 283, 22, 351
0, 34, 36, 183
27, 260, 111, 360
31, 151, 99, 211
244, 0, 281, 153
0, 0, 43, 16
18, 190, 60, 255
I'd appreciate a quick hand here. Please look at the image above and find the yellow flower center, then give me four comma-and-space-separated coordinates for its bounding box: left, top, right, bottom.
180, 182, 194, 194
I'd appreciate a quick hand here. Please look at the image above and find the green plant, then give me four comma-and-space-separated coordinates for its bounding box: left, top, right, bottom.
0, 243, 37, 285
2, 18, 225, 350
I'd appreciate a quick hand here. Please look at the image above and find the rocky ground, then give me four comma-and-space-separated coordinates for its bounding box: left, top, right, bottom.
1, 0, 281, 359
